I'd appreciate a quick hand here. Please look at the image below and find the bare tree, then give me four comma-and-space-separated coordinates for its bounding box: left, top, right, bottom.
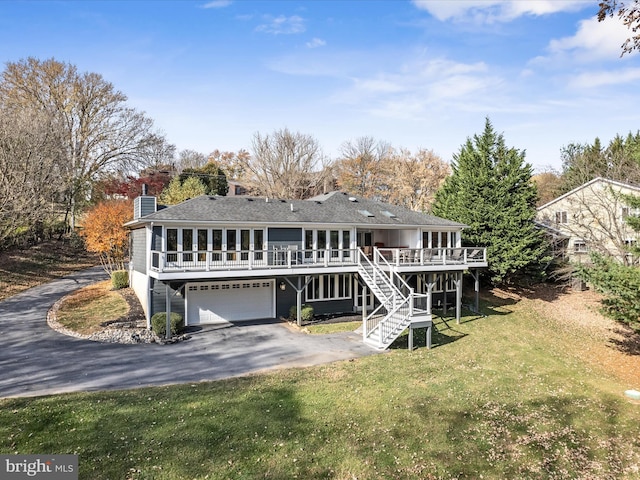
334, 136, 390, 198
382, 148, 450, 212
244, 128, 330, 199
0, 57, 162, 229
0, 105, 65, 247
141, 134, 176, 172
176, 149, 207, 172
598, 0, 640, 55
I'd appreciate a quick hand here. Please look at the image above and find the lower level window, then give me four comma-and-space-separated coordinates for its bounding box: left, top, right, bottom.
306, 274, 352, 301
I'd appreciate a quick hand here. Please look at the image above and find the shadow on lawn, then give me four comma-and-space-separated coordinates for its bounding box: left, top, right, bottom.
609, 327, 640, 356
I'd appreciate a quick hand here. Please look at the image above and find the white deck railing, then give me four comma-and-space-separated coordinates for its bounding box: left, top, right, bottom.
149, 246, 487, 273
377, 247, 486, 267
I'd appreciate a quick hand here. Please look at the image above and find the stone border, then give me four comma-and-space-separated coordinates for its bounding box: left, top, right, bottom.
47, 293, 191, 345
47, 294, 93, 340
46, 291, 170, 344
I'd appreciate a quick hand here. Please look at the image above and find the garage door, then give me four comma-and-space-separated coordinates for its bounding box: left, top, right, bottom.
187, 280, 275, 325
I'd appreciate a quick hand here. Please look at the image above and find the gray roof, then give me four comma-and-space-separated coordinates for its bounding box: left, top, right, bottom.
127, 191, 465, 229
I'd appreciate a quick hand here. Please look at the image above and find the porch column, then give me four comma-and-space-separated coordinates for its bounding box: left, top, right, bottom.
426, 274, 433, 316
455, 271, 462, 324
442, 274, 447, 315
362, 284, 368, 341
296, 276, 302, 326
474, 270, 480, 313
165, 282, 172, 340
284, 276, 312, 327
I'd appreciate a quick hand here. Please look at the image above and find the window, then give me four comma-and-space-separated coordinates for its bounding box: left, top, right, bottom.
254, 229, 264, 261
212, 229, 222, 261
555, 211, 568, 224
240, 229, 250, 261
166, 228, 178, 262
573, 240, 588, 253
343, 230, 351, 258
306, 274, 352, 301
197, 229, 207, 262
182, 229, 193, 263
226, 229, 236, 261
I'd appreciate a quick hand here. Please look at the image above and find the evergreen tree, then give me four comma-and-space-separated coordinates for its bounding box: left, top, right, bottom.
178, 160, 229, 196
159, 176, 207, 205
432, 118, 548, 284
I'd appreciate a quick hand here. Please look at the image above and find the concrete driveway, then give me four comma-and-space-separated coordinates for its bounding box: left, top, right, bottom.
0, 267, 378, 398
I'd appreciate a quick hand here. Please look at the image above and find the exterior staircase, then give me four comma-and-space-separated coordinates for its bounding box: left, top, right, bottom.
357, 249, 428, 349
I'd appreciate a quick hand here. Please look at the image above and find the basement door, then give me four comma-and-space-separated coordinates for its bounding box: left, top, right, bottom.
186, 280, 275, 325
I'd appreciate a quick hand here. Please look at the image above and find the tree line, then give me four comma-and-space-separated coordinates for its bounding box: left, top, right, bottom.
0, 57, 454, 251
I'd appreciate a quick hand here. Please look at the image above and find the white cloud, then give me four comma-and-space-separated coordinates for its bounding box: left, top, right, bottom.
306, 38, 326, 49
336, 57, 504, 120
202, 0, 232, 9
256, 15, 305, 35
412, 0, 590, 23
570, 67, 640, 88
548, 15, 632, 61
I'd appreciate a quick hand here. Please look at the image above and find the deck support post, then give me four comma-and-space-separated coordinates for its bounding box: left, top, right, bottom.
284, 276, 312, 326
442, 273, 447, 315
455, 271, 462, 324
362, 285, 368, 341
165, 282, 172, 340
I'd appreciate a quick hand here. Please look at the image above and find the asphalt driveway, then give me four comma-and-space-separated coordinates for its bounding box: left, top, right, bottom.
0, 267, 377, 398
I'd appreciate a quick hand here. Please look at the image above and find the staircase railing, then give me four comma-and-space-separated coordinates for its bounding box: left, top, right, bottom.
358, 248, 419, 349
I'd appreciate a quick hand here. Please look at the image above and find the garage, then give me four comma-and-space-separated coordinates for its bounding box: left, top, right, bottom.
186, 280, 275, 325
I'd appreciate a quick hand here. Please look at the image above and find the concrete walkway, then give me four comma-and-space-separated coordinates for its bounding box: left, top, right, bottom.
0, 267, 378, 398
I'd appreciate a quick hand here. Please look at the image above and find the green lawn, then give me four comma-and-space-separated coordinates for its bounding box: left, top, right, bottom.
1, 296, 639, 479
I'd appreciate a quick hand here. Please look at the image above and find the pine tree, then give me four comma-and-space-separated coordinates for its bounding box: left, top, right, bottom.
432, 118, 549, 284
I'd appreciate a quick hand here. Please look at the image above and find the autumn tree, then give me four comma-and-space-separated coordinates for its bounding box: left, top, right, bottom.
334, 136, 390, 198
532, 170, 563, 206
243, 128, 331, 199
382, 148, 450, 212
432, 118, 548, 285
209, 149, 251, 181
81, 200, 132, 274
598, 0, 640, 55
0, 57, 165, 230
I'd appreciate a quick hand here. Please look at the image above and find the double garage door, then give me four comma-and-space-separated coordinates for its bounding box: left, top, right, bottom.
187, 280, 275, 325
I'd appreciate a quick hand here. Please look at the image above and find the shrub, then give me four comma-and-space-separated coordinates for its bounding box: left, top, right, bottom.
289, 304, 314, 323
111, 270, 129, 289
151, 312, 184, 337
577, 253, 640, 332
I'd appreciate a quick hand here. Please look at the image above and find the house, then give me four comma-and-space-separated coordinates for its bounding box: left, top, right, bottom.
536, 177, 640, 265
126, 191, 487, 349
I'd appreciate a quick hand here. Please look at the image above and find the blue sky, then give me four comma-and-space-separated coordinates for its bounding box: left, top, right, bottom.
1, 0, 639, 172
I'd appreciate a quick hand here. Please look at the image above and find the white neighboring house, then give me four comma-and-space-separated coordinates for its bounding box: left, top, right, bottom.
125, 191, 488, 350
536, 177, 640, 265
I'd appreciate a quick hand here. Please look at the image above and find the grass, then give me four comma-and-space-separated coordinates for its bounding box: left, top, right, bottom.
304, 320, 361, 334
2, 295, 639, 479
55, 280, 129, 335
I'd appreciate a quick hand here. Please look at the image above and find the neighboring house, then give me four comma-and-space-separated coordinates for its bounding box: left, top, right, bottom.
537, 177, 640, 265
126, 191, 487, 349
